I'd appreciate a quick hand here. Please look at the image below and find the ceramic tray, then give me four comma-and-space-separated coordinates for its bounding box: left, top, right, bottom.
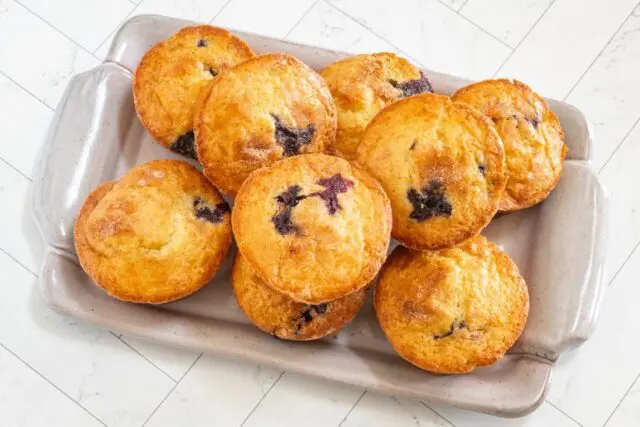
32, 14, 609, 417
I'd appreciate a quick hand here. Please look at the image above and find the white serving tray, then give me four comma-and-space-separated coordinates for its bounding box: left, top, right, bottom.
32, 15, 608, 417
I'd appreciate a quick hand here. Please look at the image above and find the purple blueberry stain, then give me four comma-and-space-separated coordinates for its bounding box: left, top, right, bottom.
271, 114, 315, 157
197, 39, 208, 47
295, 303, 329, 334
193, 197, 229, 224
271, 176, 354, 235
272, 185, 307, 235
389, 71, 434, 98
170, 130, 197, 159
478, 164, 486, 175
310, 174, 354, 215
434, 319, 466, 340
407, 179, 452, 222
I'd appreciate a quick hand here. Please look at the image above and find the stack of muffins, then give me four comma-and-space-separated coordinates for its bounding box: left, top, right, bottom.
74, 25, 567, 374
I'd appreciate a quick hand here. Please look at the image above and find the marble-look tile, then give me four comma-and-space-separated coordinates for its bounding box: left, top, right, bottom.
286, 0, 397, 54
213, 0, 316, 38
597, 121, 640, 284
428, 401, 578, 426
94, 31, 116, 61
0, 74, 53, 179
326, 0, 510, 79
461, 0, 554, 47
131, 0, 230, 23
547, 243, 640, 427
119, 335, 200, 381
243, 372, 363, 427
18, 0, 134, 51
0, 251, 175, 427
342, 393, 452, 427
607, 375, 640, 427
440, 0, 468, 11
566, 8, 640, 170
0, 0, 99, 108
146, 355, 282, 427
498, 0, 638, 99
0, 345, 103, 427
0, 160, 43, 273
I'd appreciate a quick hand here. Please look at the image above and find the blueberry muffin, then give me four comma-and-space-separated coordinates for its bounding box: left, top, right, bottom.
320, 53, 433, 160
232, 253, 366, 340
375, 235, 529, 374
195, 53, 337, 196
452, 79, 567, 211
232, 154, 391, 304
133, 25, 254, 158
356, 93, 506, 250
74, 160, 232, 303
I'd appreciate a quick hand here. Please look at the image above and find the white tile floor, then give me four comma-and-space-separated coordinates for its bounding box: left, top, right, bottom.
0, 0, 638, 425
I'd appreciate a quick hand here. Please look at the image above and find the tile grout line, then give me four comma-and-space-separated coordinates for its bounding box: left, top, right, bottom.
283, 0, 321, 39
0, 342, 108, 427
322, 0, 427, 68
493, 0, 557, 77
598, 115, 640, 173
0, 156, 33, 182
239, 370, 286, 426
142, 352, 203, 426
562, 1, 640, 101
337, 390, 366, 427
0, 70, 55, 112
0, 247, 38, 278
109, 332, 179, 383
13, 0, 104, 62
209, 0, 236, 23
420, 401, 456, 427
545, 399, 584, 426
603, 371, 640, 426
607, 239, 640, 288
457, 0, 472, 13
92, 0, 143, 55
438, 0, 514, 50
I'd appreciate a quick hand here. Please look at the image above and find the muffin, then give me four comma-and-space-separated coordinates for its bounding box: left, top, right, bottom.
232, 153, 391, 304
195, 53, 337, 196
232, 253, 367, 340
452, 79, 567, 211
375, 236, 529, 374
320, 52, 434, 159
133, 25, 254, 158
74, 160, 232, 303
356, 93, 506, 250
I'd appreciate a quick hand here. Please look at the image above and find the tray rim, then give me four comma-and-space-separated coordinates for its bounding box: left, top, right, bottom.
31, 13, 608, 418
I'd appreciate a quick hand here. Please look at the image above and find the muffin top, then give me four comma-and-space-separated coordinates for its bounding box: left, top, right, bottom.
232, 252, 367, 340
232, 154, 391, 304
133, 25, 254, 157
320, 52, 433, 159
375, 236, 529, 374
195, 53, 337, 196
74, 160, 232, 303
452, 79, 566, 211
356, 93, 506, 250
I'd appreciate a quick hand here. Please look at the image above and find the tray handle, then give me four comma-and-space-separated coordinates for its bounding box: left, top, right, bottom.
32, 63, 137, 253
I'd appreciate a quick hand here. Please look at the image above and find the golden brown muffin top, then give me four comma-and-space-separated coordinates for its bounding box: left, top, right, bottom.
232, 253, 366, 340
195, 53, 337, 196
452, 79, 566, 211
232, 154, 391, 304
133, 25, 254, 157
375, 236, 529, 374
356, 93, 506, 250
320, 52, 433, 160
74, 160, 232, 304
